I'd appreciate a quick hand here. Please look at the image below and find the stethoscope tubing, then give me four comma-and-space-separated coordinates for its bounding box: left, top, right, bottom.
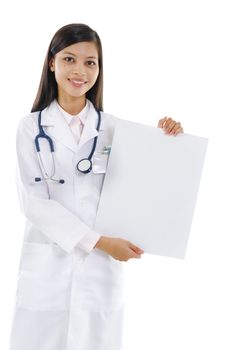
34, 106, 101, 184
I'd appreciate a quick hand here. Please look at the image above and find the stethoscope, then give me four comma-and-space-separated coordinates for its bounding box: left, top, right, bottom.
34, 107, 101, 184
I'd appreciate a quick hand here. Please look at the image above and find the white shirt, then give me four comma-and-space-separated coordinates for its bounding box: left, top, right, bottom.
56, 100, 101, 253
57, 100, 88, 143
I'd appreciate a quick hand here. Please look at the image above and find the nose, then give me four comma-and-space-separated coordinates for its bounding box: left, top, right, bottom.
72, 62, 87, 76
72, 70, 86, 76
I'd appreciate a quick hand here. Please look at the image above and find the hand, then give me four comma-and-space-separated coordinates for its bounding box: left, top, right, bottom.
95, 236, 144, 262
157, 117, 184, 136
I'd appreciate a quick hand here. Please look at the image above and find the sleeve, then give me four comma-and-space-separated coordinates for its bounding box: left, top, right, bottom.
77, 231, 101, 253
16, 115, 101, 254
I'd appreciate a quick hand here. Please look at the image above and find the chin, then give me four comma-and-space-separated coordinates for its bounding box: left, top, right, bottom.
67, 90, 87, 99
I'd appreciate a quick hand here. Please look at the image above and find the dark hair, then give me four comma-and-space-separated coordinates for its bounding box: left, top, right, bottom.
31, 23, 103, 112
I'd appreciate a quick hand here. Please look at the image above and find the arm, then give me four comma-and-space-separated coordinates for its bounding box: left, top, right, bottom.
16, 115, 101, 254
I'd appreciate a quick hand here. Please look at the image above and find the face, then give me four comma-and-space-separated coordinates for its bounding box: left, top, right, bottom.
49, 41, 99, 101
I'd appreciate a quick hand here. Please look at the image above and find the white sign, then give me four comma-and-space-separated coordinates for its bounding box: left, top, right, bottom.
94, 120, 208, 259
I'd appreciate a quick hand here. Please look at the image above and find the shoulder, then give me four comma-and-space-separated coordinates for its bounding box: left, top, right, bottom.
88, 100, 122, 135
100, 111, 121, 128
17, 100, 55, 133
16, 111, 39, 138
87, 99, 122, 129
99, 111, 122, 141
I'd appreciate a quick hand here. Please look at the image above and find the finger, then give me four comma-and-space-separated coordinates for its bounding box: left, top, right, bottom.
130, 244, 144, 254
173, 126, 184, 136
163, 117, 173, 127
163, 118, 175, 130
164, 120, 176, 133
169, 122, 181, 135
133, 248, 144, 255
126, 247, 140, 259
157, 117, 167, 128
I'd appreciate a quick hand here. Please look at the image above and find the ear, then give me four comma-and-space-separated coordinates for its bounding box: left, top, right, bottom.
49, 58, 55, 72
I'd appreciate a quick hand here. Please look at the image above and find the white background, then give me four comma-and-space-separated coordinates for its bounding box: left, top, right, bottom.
1, 0, 232, 349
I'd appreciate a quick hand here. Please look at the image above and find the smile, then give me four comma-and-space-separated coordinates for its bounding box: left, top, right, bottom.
69, 79, 87, 87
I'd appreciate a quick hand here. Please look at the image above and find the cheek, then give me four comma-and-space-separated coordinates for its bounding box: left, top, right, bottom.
55, 68, 68, 85
55, 62, 68, 76
91, 69, 100, 83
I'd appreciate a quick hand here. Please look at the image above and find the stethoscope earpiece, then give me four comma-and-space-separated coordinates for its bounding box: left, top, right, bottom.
34, 177, 42, 182
34, 177, 65, 184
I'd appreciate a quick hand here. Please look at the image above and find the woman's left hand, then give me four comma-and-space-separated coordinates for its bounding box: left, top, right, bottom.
157, 117, 184, 136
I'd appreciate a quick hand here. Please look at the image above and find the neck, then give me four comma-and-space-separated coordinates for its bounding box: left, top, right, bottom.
57, 95, 86, 115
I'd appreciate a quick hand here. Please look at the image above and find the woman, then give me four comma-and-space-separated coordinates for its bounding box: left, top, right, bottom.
9, 23, 183, 350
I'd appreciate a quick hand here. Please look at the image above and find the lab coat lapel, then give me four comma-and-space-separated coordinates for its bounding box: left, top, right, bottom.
40, 99, 102, 154
41, 100, 78, 153
78, 102, 99, 150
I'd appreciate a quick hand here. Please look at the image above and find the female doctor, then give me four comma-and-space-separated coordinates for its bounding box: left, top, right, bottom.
9, 23, 184, 350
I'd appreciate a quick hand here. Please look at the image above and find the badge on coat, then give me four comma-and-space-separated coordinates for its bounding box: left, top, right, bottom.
92, 146, 111, 174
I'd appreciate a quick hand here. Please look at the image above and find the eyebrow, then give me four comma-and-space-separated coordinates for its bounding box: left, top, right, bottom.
62, 51, 98, 59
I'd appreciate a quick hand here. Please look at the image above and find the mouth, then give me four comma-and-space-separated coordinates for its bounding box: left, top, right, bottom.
68, 79, 87, 87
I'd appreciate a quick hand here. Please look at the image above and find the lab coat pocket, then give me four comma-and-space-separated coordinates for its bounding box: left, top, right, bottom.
79, 250, 124, 311
16, 242, 72, 311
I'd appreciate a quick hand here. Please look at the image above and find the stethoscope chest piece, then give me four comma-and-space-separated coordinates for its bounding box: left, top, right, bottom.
77, 158, 92, 174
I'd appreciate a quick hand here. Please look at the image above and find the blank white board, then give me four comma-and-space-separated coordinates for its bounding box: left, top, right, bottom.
94, 119, 208, 259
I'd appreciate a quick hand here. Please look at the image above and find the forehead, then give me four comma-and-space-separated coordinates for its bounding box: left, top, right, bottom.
59, 41, 98, 57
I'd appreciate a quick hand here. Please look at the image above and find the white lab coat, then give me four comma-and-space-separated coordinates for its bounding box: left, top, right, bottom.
9, 100, 125, 350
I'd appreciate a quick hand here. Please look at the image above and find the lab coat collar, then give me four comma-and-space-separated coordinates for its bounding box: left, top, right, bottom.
40, 99, 103, 153
57, 100, 89, 126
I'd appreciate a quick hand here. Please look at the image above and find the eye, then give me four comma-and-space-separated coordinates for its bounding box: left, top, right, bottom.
86, 61, 97, 66
64, 56, 75, 63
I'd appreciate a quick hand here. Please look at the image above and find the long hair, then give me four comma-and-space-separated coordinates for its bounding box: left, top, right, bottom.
31, 23, 103, 112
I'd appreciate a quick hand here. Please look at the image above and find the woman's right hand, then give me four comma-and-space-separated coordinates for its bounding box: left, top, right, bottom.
94, 236, 144, 261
